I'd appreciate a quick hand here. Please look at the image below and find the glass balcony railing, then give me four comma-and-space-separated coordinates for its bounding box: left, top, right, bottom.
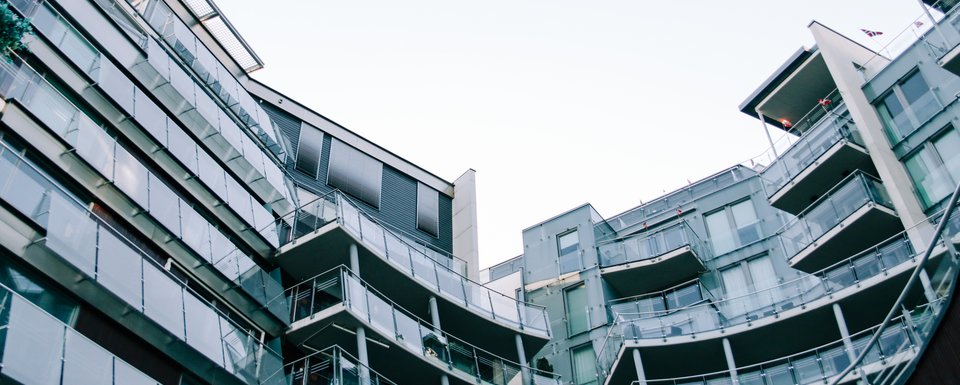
262, 346, 397, 385
760, 96, 865, 198
8, 0, 280, 245
107, 0, 291, 207
625, 307, 931, 385
598, 220, 710, 267
780, 172, 894, 259
0, 55, 287, 322
596, 231, 918, 377
286, 266, 562, 385
607, 279, 717, 318
274, 191, 551, 337
0, 282, 162, 385
0, 141, 282, 384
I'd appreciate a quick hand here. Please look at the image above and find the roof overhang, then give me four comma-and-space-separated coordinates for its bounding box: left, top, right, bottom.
739, 46, 836, 133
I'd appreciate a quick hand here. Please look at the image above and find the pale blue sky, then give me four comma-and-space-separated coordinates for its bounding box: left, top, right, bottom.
217, 0, 932, 268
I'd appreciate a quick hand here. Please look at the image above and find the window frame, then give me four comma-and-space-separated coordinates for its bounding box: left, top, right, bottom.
903, 125, 960, 210
704, 198, 760, 255
294, 123, 323, 178
557, 228, 581, 274
570, 343, 599, 385
875, 69, 941, 144
416, 182, 440, 237
564, 283, 589, 337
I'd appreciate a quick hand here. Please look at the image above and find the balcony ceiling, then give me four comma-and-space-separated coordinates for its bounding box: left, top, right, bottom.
756, 52, 836, 134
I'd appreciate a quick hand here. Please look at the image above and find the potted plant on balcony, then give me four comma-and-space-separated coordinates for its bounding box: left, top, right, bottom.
0, 2, 31, 57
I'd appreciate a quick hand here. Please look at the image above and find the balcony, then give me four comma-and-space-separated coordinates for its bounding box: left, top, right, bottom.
598, 221, 708, 295
262, 346, 397, 385
275, 192, 552, 352
596, 232, 943, 380
0, 282, 162, 385
613, 307, 930, 385
284, 266, 561, 385
0, 56, 287, 329
781, 172, 901, 272
0, 141, 282, 384
607, 279, 714, 320
760, 99, 874, 214
8, 0, 282, 253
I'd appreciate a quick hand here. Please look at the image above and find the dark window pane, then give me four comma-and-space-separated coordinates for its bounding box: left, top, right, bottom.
417, 182, 439, 236
327, 139, 382, 207
295, 123, 323, 177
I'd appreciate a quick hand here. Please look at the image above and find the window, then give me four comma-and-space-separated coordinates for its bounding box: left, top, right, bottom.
905, 128, 960, 209
704, 200, 760, 255
417, 182, 439, 236
295, 123, 323, 177
720, 255, 781, 313
876, 70, 941, 143
571, 344, 598, 385
565, 284, 588, 336
327, 139, 382, 208
557, 229, 581, 274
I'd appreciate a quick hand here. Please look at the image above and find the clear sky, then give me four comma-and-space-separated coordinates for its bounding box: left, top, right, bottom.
217, 0, 931, 268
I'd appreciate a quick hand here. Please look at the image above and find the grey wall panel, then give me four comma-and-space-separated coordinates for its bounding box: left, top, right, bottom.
261, 102, 453, 253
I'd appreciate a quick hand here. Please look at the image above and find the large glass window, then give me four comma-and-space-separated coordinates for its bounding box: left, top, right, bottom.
327, 139, 382, 208
417, 182, 439, 236
295, 123, 323, 177
905, 128, 960, 208
558, 229, 581, 274
571, 344, 599, 385
705, 200, 760, 255
565, 283, 588, 336
876, 70, 941, 143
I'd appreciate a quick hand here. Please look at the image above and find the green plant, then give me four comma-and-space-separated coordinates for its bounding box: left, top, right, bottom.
0, 2, 31, 56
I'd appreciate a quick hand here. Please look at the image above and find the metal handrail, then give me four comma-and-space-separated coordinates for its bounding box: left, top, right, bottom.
828, 178, 960, 385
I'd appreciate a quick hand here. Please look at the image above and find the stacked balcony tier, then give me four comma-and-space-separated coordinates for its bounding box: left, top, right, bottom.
760, 100, 875, 215
276, 192, 551, 359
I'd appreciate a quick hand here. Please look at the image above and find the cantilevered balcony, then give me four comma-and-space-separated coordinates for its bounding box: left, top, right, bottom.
781, 172, 901, 272
276, 192, 551, 355
611, 309, 930, 385
262, 346, 399, 385
0, 142, 282, 384
607, 279, 714, 319
0, 282, 162, 385
598, 220, 708, 295
284, 266, 561, 385
760, 99, 875, 214
595, 232, 942, 381
0, 56, 287, 330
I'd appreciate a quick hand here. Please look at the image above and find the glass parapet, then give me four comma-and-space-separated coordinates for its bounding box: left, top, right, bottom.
760, 96, 864, 197
607, 279, 716, 318
598, 220, 710, 267
625, 308, 930, 385
0, 282, 162, 385
780, 172, 894, 259
0, 54, 287, 322
0, 142, 283, 384
8, 0, 280, 246
596, 231, 918, 377
285, 266, 561, 385
261, 345, 396, 385
275, 191, 551, 337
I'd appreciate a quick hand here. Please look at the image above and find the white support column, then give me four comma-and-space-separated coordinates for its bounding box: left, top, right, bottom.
440, 375, 450, 385
833, 304, 859, 364
350, 243, 359, 274
429, 296, 441, 329
722, 338, 738, 384
515, 334, 530, 385
919, 269, 937, 305
357, 326, 370, 385
633, 349, 647, 385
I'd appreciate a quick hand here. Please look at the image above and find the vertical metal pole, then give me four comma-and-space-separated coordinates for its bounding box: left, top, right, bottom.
722, 338, 738, 384
515, 333, 530, 385
357, 326, 370, 385
429, 296, 442, 329
757, 111, 779, 158
919, 269, 937, 306
633, 349, 647, 385
350, 243, 360, 275
833, 304, 858, 365
917, 0, 948, 51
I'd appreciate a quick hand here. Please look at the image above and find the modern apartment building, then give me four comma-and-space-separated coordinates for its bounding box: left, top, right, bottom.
0, 0, 557, 384
482, 2, 960, 384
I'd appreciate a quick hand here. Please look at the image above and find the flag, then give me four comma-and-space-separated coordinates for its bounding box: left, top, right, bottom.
861, 28, 883, 37
818, 98, 831, 107
915, 20, 924, 28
